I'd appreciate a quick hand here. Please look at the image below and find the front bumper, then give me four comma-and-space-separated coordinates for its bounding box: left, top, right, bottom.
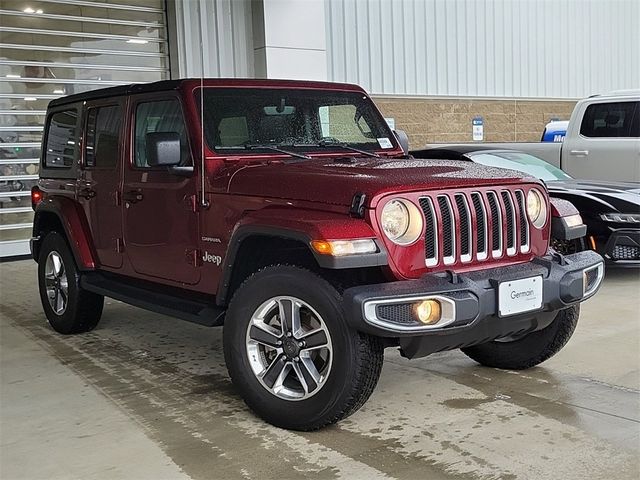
343, 250, 604, 359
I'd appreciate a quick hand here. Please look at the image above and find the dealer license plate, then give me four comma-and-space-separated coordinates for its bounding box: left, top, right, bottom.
498, 276, 543, 317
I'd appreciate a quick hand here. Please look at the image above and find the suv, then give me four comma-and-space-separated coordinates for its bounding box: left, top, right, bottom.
31, 79, 604, 431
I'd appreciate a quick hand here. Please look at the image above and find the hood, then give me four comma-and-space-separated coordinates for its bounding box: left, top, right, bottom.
222, 157, 534, 206
548, 179, 640, 212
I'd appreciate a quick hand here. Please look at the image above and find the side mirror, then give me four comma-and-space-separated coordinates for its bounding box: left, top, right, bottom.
146, 132, 181, 167
393, 129, 409, 154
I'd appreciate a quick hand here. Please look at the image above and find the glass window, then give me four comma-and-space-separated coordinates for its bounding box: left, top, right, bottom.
468, 151, 572, 182
44, 110, 78, 168
580, 101, 640, 138
134, 99, 190, 168
85, 105, 122, 168
200, 88, 394, 153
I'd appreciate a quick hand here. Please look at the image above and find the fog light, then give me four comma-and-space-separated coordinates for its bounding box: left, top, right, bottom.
414, 300, 441, 325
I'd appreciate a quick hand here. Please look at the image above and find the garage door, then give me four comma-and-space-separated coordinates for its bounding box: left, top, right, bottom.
0, 0, 170, 257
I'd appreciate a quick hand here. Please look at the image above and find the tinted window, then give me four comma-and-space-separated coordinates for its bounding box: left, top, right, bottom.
200, 88, 394, 153
134, 99, 190, 168
45, 110, 78, 168
580, 101, 639, 138
85, 105, 122, 168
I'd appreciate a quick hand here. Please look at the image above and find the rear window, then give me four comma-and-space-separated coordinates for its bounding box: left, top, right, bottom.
580, 101, 639, 138
44, 109, 79, 168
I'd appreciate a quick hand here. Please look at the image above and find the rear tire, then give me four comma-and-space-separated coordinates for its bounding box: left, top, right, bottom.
223, 265, 384, 431
37, 232, 104, 334
461, 306, 579, 370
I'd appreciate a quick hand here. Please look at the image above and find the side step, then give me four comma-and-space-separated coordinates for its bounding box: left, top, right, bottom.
80, 272, 225, 327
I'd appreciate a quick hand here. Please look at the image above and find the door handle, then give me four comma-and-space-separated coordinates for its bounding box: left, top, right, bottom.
569, 150, 589, 156
122, 189, 144, 203
79, 188, 96, 200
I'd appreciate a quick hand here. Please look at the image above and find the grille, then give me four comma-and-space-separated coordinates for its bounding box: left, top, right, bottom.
419, 189, 531, 267
376, 304, 416, 324
612, 245, 640, 260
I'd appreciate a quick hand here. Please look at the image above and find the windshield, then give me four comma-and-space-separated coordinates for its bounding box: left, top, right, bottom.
198, 88, 396, 154
468, 151, 572, 181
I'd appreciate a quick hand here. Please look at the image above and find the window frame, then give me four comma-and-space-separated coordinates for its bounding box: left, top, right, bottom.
579, 100, 640, 139
129, 93, 193, 171
41, 104, 81, 177
82, 100, 125, 170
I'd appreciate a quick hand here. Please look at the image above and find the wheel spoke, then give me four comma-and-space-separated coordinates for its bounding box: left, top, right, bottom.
45, 276, 57, 288
292, 361, 317, 394
278, 298, 301, 335
300, 329, 328, 350
249, 324, 281, 348
53, 287, 61, 313
52, 254, 63, 276
261, 354, 288, 388
297, 357, 320, 392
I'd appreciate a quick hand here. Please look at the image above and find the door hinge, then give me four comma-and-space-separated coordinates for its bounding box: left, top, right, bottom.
186, 248, 202, 266
116, 238, 125, 253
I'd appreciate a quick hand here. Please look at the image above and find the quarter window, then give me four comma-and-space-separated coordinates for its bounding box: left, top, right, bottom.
134, 99, 190, 168
45, 110, 78, 168
85, 105, 122, 168
580, 101, 640, 138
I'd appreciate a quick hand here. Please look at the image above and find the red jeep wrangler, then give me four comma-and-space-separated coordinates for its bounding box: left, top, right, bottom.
31, 79, 604, 431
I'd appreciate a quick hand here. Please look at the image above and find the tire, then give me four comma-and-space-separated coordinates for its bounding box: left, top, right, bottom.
223, 265, 384, 431
37, 231, 104, 334
461, 306, 580, 370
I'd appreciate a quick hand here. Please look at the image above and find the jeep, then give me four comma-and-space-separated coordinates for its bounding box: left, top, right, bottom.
31, 79, 604, 431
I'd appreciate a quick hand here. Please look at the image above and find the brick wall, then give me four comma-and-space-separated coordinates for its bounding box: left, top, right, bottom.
372, 97, 577, 149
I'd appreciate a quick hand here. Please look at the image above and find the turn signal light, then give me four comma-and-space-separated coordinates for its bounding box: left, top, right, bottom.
311, 239, 377, 256
414, 300, 442, 325
31, 186, 44, 210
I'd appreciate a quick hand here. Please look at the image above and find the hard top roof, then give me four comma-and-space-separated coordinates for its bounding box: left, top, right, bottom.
48, 78, 367, 109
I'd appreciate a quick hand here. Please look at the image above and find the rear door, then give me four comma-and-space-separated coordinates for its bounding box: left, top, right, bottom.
563, 100, 640, 182
78, 100, 125, 269
121, 94, 200, 285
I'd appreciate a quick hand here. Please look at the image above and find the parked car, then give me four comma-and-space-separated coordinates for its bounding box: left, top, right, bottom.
412, 145, 640, 266
454, 91, 640, 182
31, 79, 604, 431
541, 120, 568, 142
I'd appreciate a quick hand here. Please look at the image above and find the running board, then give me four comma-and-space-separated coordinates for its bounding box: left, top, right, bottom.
80, 272, 225, 327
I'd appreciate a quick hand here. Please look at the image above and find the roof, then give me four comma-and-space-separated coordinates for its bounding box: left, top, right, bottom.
587, 89, 640, 99
47, 78, 366, 108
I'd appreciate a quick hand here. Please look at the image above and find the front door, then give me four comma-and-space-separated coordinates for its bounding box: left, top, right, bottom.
122, 95, 200, 285
79, 101, 124, 269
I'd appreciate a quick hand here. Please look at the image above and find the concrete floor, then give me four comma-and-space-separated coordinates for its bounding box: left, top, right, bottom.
1, 260, 639, 480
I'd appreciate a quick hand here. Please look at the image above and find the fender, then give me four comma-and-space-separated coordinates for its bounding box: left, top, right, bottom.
216, 207, 388, 304
32, 197, 97, 270
550, 197, 587, 241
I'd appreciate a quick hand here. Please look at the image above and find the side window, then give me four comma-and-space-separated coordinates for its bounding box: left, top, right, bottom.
45, 109, 78, 168
580, 101, 639, 138
134, 99, 190, 168
85, 105, 122, 168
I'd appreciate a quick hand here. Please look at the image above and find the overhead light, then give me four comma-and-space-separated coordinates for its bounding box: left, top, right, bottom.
53, 89, 65, 94
24, 97, 37, 101
6, 74, 21, 79
127, 39, 149, 44
23, 7, 43, 14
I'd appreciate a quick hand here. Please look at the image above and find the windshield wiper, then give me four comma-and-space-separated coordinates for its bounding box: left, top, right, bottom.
216, 144, 311, 160
295, 140, 380, 158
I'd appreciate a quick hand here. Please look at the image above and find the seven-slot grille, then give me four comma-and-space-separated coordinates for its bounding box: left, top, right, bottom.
419, 189, 530, 267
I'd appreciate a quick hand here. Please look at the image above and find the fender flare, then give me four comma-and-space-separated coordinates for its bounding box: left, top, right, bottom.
32, 197, 97, 270
549, 197, 587, 241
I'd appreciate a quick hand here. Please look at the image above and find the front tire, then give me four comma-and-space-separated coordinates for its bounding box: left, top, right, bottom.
37, 232, 104, 334
461, 306, 579, 370
223, 265, 384, 431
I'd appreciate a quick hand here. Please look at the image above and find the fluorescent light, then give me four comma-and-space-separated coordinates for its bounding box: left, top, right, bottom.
23, 7, 35, 13
127, 39, 149, 44
6, 74, 21, 79
53, 89, 65, 94
24, 97, 37, 101
36, 9, 43, 13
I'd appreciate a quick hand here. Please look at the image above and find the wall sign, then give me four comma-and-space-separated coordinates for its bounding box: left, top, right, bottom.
472, 116, 484, 141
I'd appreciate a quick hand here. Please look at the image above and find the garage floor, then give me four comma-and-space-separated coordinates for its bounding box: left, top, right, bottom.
1, 260, 638, 480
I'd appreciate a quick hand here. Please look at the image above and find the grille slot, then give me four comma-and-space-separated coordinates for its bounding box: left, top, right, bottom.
515, 190, 530, 252
437, 195, 455, 264
454, 194, 472, 262
487, 191, 503, 257
419, 197, 438, 266
501, 190, 517, 255
472, 192, 488, 260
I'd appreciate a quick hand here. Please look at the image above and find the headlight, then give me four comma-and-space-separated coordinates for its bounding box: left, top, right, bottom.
527, 188, 547, 229
600, 213, 640, 223
380, 198, 423, 245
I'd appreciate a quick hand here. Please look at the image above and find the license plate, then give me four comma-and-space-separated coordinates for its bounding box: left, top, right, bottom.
498, 276, 543, 317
